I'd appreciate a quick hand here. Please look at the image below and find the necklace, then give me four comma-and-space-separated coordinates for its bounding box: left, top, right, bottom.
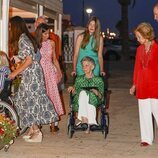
141, 42, 152, 69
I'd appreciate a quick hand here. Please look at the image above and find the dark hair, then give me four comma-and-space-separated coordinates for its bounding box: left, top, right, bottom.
34, 23, 49, 49
9, 16, 37, 54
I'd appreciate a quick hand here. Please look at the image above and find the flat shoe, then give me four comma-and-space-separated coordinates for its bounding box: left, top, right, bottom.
140, 142, 149, 147
81, 123, 88, 130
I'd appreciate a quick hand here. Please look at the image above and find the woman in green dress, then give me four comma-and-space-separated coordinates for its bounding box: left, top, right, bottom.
68, 56, 104, 133
72, 16, 105, 76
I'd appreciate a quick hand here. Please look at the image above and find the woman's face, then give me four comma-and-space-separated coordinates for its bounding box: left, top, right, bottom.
135, 31, 146, 44
88, 20, 96, 35
82, 61, 93, 74
42, 30, 49, 41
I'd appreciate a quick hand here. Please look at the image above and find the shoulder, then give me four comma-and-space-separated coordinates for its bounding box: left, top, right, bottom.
19, 33, 32, 47
49, 39, 55, 46
100, 35, 103, 41
137, 44, 142, 52
152, 40, 158, 49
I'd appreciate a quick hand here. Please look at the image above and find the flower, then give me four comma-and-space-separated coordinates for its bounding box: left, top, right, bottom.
0, 114, 17, 148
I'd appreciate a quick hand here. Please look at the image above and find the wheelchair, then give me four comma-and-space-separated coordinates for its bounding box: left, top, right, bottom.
67, 76, 109, 139
0, 79, 27, 151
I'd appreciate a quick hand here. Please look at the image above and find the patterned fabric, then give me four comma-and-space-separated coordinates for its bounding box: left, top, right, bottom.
0, 66, 10, 92
40, 40, 64, 116
13, 34, 58, 129
72, 75, 104, 112
76, 36, 100, 76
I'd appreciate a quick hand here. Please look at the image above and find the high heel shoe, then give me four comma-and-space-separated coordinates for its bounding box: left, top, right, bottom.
25, 129, 42, 143
22, 127, 34, 139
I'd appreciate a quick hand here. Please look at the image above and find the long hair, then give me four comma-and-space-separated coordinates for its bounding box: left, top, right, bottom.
81, 16, 101, 52
34, 23, 49, 49
9, 16, 37, 54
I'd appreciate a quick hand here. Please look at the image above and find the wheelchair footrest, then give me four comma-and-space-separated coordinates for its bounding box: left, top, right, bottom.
74, 123, 88, 131
89, 124, 102, 131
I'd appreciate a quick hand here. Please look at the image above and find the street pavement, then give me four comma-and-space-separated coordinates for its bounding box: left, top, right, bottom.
0, 60, 158, 158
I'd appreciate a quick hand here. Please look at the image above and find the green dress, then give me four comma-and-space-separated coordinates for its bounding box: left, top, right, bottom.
76, 36, 100, 76
72, 75, 104, 112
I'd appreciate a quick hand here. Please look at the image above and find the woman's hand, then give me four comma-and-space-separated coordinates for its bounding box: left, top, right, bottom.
71, 71, 76, 76
8, 72, 17, 80
100, 71, 106, 76
67, 86, 75, 94
130, 85, 136, 95
91, 89, 101, 98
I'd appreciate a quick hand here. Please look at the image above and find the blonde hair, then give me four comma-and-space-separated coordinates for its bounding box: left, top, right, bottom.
134, 22, 155, 41
0, 51, 9, 67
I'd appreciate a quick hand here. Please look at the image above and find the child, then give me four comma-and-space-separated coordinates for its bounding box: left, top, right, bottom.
0, 51, 11, 93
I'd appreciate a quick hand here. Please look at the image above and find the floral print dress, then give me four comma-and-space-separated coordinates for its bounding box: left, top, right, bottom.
40, 40, 64, 116
13, 34, 58, 129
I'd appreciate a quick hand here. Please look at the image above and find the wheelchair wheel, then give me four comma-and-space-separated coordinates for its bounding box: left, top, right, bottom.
104, 112, 109, 139
101, 111, 109, 139
4, 145, 9, 152
0, 101, 19, 127
67, 114, 74, 138
68, 124, 73, 138
0, 100, 27, 135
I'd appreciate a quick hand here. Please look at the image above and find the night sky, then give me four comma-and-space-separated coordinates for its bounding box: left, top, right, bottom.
63, 0, 158, 36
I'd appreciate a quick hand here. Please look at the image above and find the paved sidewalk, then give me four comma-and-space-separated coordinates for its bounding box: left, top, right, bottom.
0, 61, 158, 158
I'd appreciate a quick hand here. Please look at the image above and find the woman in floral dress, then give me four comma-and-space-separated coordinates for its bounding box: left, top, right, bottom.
8, 16, 58, 143
35, 23, 64, 132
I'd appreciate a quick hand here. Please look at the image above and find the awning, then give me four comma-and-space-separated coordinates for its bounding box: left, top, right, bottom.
10, 0, 63, 20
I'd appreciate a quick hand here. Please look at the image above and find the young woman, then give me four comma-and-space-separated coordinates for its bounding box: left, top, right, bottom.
35, 23, 64, 132
130, 22, 158, 147
8, 16, 58, 143
72, 16, 105, 76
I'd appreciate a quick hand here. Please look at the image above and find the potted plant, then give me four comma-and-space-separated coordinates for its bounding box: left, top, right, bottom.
0, 114, 17, 150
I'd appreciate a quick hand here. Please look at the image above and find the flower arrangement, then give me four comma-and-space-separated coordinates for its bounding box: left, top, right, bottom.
0, 114, 17, 149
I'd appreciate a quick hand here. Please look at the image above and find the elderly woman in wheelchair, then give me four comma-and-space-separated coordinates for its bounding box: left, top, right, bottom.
68, 56, 104, 134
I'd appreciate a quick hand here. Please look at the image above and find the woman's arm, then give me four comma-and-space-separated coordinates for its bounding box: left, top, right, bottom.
98, 36, 105, 75
8, 55, 32, 80
72, 35, 83, 75
50, 40, 62, 82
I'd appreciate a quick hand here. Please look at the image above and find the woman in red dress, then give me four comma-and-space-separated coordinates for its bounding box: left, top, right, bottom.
130, 22, 158, 147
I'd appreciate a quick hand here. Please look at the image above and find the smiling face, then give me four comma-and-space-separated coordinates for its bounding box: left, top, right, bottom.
88, 20, 96, 35
42, 30, 49, 42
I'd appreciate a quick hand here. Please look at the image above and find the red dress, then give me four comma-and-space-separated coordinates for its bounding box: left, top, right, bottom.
133, 41, 158, 99
40, 40, 64, 116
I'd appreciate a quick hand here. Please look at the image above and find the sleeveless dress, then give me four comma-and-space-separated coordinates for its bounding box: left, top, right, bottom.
40, 40, 64, 116
13, 34, 58, 129
76, 36, 100, 76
